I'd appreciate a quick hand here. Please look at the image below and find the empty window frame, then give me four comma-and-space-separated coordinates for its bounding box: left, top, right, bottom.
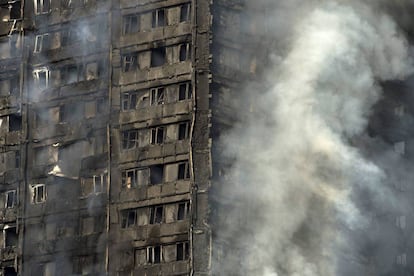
149, 164, 164, 185
34, 0, 50, 14
61, 28, 81, 46
176, 242, 189, 261
178, 82, 192, 101
180, 3, 191, 22
150, 47, 166, 67
121, 209, 137, 228
178, 122, 191, 140
93, 173, 107, 193
33, 68, 50, 88
179, 43, 191, 62
123, 14, 140, 34
5, 190, 16, 208
177, 201, 190, 220
8, 114, 22, 132
122, 129, 139, 150
149, 205, 164, 224
122, 91, 138, 111
34, 34, 50, 53
152, 9, 166, 28
4, 227, 17, 247
150, 87, 165, 106
122, 53, 138, 72
150, 126, 165, 145
178, 162, 190, 180
147, 245, 162, 264
122, 168, 148, 188
60, 64, 85, 84
31, 184, 46, 204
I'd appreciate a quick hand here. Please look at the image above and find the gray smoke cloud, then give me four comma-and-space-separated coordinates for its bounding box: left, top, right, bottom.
213, 1, 414, 275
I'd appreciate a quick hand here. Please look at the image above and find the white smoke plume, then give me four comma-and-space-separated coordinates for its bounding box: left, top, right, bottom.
213, 1, 413, 275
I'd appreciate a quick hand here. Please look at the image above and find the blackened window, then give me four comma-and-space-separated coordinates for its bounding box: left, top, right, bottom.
122, 91, 138, 110
122, 53, 138, 72
9, 114, 22, 132
176, 242, 189, 260
149, 164, 164, 185
179, 43, 191, 62
123, 14, 140, 34
150, 87, 165, 105
180, 3, 190, 22
32, 184, 46, 204
178, 122, 190, 140
121, 209, 137, 228
150, 126, 165, 145
122, 129, 139, 150
149, 206, 163, 224
178, 162, 190, 180
178, 82, 192, 101
5, 190, 16, 208
4, 266, 17, 276
151, 47, 166, 67
177, 202, 189, 220
152, 9, 166, 28
4, 227, 17, 247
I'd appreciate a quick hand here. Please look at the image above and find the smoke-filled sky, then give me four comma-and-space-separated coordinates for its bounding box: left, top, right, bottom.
214, 1, 414, 275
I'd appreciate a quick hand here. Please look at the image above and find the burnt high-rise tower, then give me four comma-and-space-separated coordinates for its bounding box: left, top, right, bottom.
1, 0, 414, 275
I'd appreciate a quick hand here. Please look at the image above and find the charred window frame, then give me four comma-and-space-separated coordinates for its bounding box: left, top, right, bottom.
5, 190, 16, 208
177, 161, 190, 180
149, 205, 164, 224
149, 164, 164, 185
93, 173, 107, 194
121, 90, 138, 111
61, 27, 80, 46
60, 64, 85, 85
123, 14, 140, 34
3, 226, 17, 247
8, 114, 22, 132
34, 0, 51, 14
150, 126, 165, 145
178, 82, 192, 101
31, 184, 46, 204
151, 9, 166, 28
150, 47, 166, 67
122, 52, 138, 72
176, 242, 189, 261
177, 201, 190, 220
180, 3, 191, 22
121, 209, 137, 228
122, 129, 139, 150
150, 87, 165, 106
34, 34, 50, 53
33, 68, 50, 88
178, 122, 190, 140
121, 168, 148, 188
179, 43, 191, 62
147, 245, 162, 264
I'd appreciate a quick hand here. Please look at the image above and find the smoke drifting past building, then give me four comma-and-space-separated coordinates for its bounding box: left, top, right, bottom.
1, 0, 414, 275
